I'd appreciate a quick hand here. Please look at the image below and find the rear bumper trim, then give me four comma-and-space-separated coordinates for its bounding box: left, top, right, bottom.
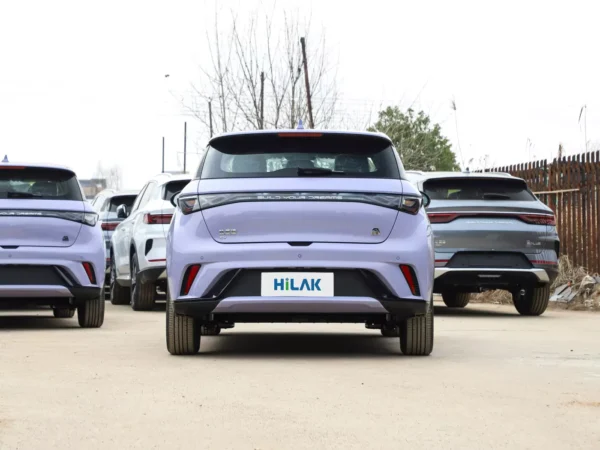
173, 296, 427, 318
434, 267, 550, 283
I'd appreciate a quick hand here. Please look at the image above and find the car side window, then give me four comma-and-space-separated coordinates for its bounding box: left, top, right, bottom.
131, 184, 148, 213
137, 182, 156, 210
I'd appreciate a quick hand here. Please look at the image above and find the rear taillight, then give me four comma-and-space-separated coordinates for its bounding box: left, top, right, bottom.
143, 213, 173, 225
101, 222, 119, 231
176, 192, 425, 215
0, 210, 98, 226
400, 265, 420, 296
518, 214, 556, 226
181, 264, 201, 295
82, 262, 96, 284
427, 212, 556, 226
427, 213, 459, 224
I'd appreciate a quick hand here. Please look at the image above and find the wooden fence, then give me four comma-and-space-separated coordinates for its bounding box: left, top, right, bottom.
478, 150, 600, 274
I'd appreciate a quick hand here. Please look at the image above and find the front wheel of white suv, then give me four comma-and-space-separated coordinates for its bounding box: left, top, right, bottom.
130, 252, 156, 311
399, 297, 434, 356
166, 291, 200, 355
77, 288, 105, 328
512, 285, 550, 316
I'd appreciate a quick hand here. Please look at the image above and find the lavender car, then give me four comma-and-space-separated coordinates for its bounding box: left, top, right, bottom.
165, 130, 435, 355
0, 161, 105, 327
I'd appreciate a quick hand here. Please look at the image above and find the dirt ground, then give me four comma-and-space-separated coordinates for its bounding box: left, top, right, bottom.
1, 301, 599, 449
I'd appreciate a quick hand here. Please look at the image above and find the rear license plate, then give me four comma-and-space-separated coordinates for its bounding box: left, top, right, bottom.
260, 272, 334, 297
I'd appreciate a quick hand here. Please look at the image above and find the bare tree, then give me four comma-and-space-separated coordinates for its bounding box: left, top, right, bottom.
94, 161, 122, 191
182, 6, 338, 133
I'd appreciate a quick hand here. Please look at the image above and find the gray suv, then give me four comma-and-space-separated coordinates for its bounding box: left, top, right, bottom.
406, 171, 559, 316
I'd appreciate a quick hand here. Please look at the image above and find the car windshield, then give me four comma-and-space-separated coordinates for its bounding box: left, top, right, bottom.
106, 195, 137, 219
423, 178, 536, 201
199, 133, 403, 179
0, 167, 83, 200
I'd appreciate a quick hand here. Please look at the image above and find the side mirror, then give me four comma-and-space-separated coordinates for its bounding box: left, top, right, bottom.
170, 191, 182, 208
116, 204, 128, 219
420, 192, 431, 208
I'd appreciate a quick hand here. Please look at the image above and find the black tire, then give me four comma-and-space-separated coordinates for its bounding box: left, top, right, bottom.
53, 307, 75, 318
110, 256, 130, 305
77, 288, 105, 328
399, 297, 434, 356
166, 290, 200, 355
130, 252, 156, 311
513, 285, 550, 316
380, 325, 399, 337
201, 325, 221, 336
442, 290, 470, 308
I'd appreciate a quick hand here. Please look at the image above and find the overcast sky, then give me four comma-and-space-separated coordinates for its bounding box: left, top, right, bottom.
1, 0, 598, 190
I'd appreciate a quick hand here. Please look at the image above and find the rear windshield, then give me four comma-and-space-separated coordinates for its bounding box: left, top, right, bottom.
198, 133, 402, 179
424, 178, 536, 201
163, 180, 191, 200
106, 195, 137, 219
0, 167, 82, 201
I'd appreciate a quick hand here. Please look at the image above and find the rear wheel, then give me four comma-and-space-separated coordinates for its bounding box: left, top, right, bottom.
513, 285, 550, 316
399, 297, 434, 356
130, 253, 156, 311
110, 256, 130, 305
77, 289, 105, 328
442, 290, 470, 308
53, 307, 75, 318
166, 291, 200, 355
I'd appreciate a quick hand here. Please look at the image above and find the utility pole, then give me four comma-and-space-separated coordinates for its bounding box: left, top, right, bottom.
183, 121, 187, 173
208, 99, 214, 138
162, 137, 165, 173
300, 37, 314, 129
259, 71, 265, 129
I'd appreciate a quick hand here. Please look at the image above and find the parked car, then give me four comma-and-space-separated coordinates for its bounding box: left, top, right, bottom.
109, 173, 192, 309
91, 189, 139, 284
165, 129, 435, 356
406, 170, 559, 316
0, 161, 105, 327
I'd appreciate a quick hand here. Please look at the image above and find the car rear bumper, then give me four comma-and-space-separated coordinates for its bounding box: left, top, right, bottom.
173, 295, 428, 318
0, 285, 102, 303
434, 266, 557, 292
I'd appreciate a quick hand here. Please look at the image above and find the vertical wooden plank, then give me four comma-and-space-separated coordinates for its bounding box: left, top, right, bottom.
596, 151, 600, 273
585, 151, 592, 272
578, 153, 585, 269
566, 156, 574, 266
586, 152, 598, 272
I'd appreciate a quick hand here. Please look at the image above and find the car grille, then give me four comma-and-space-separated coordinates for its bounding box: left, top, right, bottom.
447, 252, 533, 269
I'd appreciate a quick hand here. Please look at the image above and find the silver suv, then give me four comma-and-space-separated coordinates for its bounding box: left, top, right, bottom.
406, 171, 559, 316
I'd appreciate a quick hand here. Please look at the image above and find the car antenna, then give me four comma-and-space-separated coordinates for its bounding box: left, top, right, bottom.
297, 119, 304, 130
2, 155, 8, 163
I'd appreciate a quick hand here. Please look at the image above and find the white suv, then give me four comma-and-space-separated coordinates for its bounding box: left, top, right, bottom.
109, 173, 191, 310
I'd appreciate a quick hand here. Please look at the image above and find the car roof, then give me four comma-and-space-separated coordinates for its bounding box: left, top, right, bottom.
150, 172, 193, 184
405, 170, 522, 182
0, 161, 76, 174
208, 129, 393, 146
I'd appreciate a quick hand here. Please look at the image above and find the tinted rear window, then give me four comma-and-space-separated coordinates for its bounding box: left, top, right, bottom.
0, 167, 82, 201
105, 195, 137, 219
163, 180, 191, 200
424, 178, 535, 201
199, 133, 402, 179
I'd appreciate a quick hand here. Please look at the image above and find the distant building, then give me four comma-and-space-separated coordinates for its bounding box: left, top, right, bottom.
79, 178, 107, 199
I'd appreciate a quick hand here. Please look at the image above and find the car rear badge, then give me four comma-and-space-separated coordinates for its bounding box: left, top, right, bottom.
218, 229, 237, 239
371, 228, 381, 236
